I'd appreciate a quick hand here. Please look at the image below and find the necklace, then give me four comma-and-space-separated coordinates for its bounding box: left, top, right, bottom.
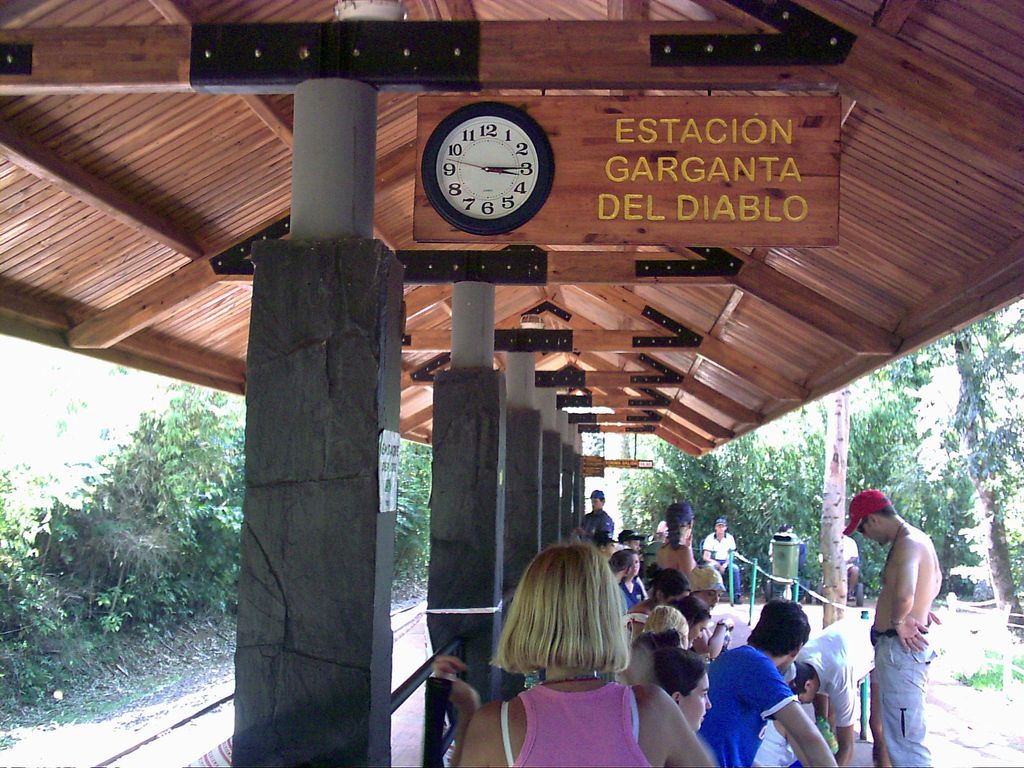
540, 672, 601, 685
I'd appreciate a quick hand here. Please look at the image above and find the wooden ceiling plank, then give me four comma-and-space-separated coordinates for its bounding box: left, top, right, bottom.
146, 0, 192, 25
0, 120, 203, 258
436, 0, 477, 19
872, 0, 920, 35
239, 95, 294, 149
667, 398, 734, 440
794, 0, 1024, 175
575, 284, 809, 401
608, 0, 649, 22
680, 375, 761, 426
67, 258, 218, 348
658, 418, 715, 451
736, 259, 901, 355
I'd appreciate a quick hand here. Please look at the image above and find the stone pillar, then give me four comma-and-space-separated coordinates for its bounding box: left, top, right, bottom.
428, 282, 505, 703
538, 387, 562, 545
573, 450, 584, 528
503, 353, 541, 590
558, 412, 575, 538
233, 78, 400, 767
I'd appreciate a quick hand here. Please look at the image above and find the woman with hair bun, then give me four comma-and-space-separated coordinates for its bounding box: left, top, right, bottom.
434, 544, 714, 767
656, 501, 698, 576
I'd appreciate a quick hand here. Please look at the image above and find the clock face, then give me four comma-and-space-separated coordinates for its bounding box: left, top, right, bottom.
421, 102, 555, 235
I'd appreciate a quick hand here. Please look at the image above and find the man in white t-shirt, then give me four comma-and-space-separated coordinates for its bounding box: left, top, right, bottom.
754, 618, 874, 766
702, 517, 741, 597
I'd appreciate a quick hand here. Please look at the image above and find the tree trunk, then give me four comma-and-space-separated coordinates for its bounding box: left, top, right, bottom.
821, 388, 850, 627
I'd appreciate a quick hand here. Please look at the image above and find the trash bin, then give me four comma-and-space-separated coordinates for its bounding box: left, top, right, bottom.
770, 532, 801, 600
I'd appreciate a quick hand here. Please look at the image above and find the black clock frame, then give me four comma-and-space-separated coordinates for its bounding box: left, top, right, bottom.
421, 101, 555, 236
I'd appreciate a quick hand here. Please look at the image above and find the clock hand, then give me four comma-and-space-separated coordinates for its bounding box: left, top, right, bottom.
481, 166, 521, 174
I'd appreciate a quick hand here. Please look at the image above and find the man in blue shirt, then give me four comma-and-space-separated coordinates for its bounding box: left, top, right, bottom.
698, 600, 836, 768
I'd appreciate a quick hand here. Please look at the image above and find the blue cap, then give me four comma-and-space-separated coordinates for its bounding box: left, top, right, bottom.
590, 489, 605, 500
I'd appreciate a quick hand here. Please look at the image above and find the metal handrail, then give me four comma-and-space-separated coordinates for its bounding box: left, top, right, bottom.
390, 635, 463, 713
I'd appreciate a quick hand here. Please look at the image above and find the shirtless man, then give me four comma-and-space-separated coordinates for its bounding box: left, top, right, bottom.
844, 489, 942, 767
657, 501, 698, 575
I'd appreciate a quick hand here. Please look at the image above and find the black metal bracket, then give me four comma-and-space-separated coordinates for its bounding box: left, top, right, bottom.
0, 44, 32, 75
557, 393, 593, 409
190, 21, 480, 92
525, 300, 572, 322
410, 353, 450, 382
628, 411, 663, 423
494, 329, 573, 353
397, 246, 547, 285
628, 388, 672, 407
632, 306, 702, 350
636, 248, 743, 279
651, 0, 855, 67
577, 424, 602, 433
629, 354, 684, 385
627, 425, 657, 433
210, 216, 292, 275
568, 413, 599, 424
535, 366, 586, 388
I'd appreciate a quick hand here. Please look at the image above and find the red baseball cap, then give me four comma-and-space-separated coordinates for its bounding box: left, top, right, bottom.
844, 489, 892, 536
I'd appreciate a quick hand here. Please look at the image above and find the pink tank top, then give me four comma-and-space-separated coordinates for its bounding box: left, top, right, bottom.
500, 682, 651, 767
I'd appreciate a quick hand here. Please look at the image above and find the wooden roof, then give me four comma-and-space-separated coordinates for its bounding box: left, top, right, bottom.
1, 0, 1022, 455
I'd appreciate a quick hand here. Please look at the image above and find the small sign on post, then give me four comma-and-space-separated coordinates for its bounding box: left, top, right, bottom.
378, 430, 401, 514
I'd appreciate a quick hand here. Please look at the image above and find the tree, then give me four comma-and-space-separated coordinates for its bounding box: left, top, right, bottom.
951, 308, 1024, 618
821, 388, 850, 626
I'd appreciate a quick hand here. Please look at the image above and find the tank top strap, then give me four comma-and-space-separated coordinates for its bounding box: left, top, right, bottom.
627, 686, 640, 741
500, 700, 514, 768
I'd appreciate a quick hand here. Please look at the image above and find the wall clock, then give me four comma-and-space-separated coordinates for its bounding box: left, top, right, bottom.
420, 102, 555, 236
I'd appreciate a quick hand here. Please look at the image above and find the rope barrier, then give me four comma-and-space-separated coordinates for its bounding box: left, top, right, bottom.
732, 549, 856, 612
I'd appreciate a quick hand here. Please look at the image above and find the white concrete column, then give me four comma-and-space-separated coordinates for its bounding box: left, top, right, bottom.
505, 352, 536, 409
291, 79, 377, 239
538, 387, 558, 431
451, 281, 495, 369
557, 410, 571, 445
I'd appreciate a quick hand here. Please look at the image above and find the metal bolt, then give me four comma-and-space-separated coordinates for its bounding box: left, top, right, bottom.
663, 44, 672, 54
254, 48, 262, 58
5, 54, 12, 64
298, 46, 310, 60
403, 47, 411, 57
782, 10, 790, 19
705, 44, 715, 53
353, 47, 361, 56
204, 49, 212, 59
829, 36, 838, 46
754, 43, 762, 52
454, 47, 461, 56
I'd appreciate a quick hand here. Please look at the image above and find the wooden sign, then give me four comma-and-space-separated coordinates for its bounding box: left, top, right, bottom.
581, 456, 654, 477
414, 95, 840, 247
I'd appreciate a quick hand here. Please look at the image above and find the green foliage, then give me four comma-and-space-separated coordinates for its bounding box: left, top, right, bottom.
0, 385, 245, 706
954, 649, 1024, 692
394, 440, 432, 593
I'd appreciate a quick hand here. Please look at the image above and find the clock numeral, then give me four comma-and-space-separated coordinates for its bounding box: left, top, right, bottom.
519, 162, 534, 176
515, 142, 529, 156
481, 124, 498, 137
448, 143, 463, 156
462, 198, 476, 210
461, 129, 475, 141
448, 183, 462, 196
501, 196, 515, 210
481, 201, 494, 215
504, 129, 512, 141
442, 162, 456, 176
514, 182, 527, 194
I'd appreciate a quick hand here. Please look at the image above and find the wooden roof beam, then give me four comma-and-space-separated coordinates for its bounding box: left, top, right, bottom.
403, 328, 677, 352
146, 0, 191, 25
240, 95, 294, 149
654, 425, 703, 457
657, 418, 716, 452
872, 0, 919, 35
0, 119, 203, 259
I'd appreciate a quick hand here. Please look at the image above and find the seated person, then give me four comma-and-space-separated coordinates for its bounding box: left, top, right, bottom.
593, 529, 618, 560
698, 600, 837, 768
618, 529, 644, 552
624, 568, 689, 639
701, 517, 742, 597
643, 605, 689, 646
688, 564, 727, 608
621, 628, 682, 686
652, 646, 713, 731
843, 534, 860, 601
671, 594, 731, 661
610, 549, 647, 612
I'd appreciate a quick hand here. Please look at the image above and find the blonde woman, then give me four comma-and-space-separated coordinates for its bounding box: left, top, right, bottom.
435, 544, 714, 767
643, 605, 690, 648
